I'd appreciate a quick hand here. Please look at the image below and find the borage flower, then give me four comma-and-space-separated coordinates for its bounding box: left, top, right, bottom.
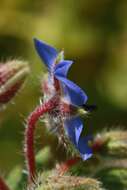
25, 39, 95, 183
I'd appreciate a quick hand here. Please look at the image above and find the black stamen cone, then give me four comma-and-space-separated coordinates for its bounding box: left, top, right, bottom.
82, 104, 97, 112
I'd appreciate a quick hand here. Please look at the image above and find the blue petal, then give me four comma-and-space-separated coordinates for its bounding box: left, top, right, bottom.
54, 75, 88, 106
78, 136, 92, 160
64, 117, 92, 160
54, 60, 73, 78
34, 38, 58, 71
64, 117, 83, 145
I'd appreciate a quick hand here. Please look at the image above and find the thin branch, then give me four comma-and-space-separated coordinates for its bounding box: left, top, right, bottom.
56, 157, 80, 175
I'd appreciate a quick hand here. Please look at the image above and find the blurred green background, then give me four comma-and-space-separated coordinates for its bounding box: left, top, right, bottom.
0, 0, 127, 173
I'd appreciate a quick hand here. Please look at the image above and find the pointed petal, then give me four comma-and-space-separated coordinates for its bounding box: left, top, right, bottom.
34, 38, 58, 70
55, 75, 88, 106
78, 136, 93, 160
64, 117, 83, 145
64, 117, 92, 160
54, 60, 73, 78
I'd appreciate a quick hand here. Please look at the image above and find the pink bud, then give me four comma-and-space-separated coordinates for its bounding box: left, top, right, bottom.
0, 60, 30, 104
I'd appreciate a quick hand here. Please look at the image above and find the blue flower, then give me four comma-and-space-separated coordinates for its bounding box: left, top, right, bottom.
34, 38, 92, 160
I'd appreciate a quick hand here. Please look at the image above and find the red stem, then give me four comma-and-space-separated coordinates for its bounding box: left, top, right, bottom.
57, 157, 80, 175
25, 97, 57, 183
0, 176, 10, 190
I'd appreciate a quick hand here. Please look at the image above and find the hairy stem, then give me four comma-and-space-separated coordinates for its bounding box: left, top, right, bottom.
25, 97, 58, 183
0, 176, 10, 190
57, 157, 80, 175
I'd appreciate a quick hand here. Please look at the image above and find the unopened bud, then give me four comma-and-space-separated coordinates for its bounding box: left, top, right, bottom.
93, 130, 127, 158
35, 173, 103, 190
0, 60, 30, 104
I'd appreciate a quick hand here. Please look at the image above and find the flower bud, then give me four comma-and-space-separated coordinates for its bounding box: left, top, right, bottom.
34, 172, 103, 190
93, 130, 127, 158
0, 60, 30, 104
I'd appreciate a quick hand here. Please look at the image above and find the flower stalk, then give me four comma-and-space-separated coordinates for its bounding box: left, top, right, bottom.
25, 96, 58, 183
56, 157, 80, 175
